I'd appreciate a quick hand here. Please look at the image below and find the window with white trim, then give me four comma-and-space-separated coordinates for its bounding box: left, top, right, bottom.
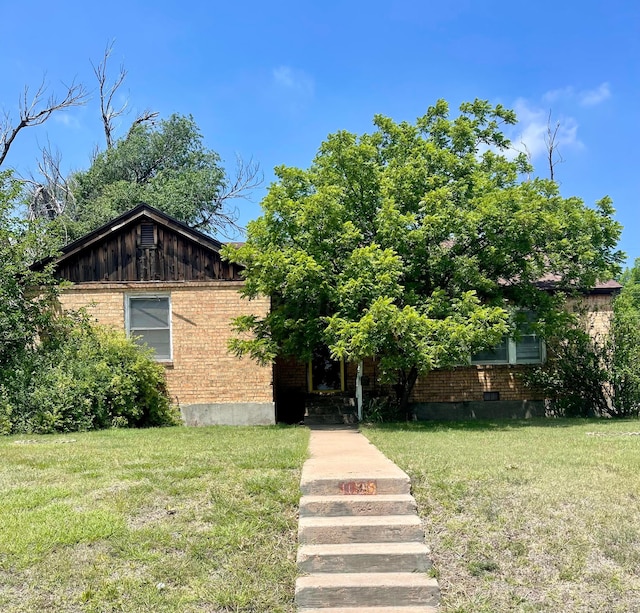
126, 295, 172, 361
471, 311, 544, 365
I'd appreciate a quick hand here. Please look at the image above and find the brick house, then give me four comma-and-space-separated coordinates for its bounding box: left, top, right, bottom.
49, 204, 274, 426
50, 204, 621, 424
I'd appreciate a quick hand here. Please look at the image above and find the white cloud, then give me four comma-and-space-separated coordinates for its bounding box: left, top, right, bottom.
272, 66, 314, 98
542, 82, 611, 107
52, 112, 80, 128
579, 82, 611, 106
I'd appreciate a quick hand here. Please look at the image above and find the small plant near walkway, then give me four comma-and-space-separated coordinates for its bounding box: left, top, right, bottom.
0, 425, 308, 612
364, 420, 640, 612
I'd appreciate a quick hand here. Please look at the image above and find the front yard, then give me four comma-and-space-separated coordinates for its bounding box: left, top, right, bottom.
3, 420, 640, 612
0, 426, 308, 613
364, 419, 640, 612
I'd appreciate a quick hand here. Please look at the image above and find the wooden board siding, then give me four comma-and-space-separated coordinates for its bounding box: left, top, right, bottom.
55, 220, 241, 283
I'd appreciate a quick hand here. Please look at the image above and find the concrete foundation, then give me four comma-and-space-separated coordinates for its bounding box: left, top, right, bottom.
412, 399, 545, 421
180, 402, 275, 426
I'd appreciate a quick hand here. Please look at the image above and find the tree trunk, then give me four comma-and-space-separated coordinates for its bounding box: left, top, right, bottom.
398, 366, 419, 420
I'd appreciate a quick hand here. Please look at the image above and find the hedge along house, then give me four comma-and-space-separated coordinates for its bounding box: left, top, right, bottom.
48, 204, 275, 426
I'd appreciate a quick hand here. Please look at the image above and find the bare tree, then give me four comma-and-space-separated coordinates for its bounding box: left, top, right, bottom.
93, 41, 158, 149
23, 142, 75, 224
545, 109, 564, 182
0, 79, 88, 168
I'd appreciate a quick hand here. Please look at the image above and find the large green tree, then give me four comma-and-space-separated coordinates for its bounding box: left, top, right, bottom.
225, 99, 623, 411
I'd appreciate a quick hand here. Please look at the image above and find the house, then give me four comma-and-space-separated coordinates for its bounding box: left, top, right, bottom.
48, 204, 274, 426
49, 204, 621, 424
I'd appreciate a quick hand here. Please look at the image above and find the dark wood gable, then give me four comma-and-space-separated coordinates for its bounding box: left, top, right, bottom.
51, 205, 242, 283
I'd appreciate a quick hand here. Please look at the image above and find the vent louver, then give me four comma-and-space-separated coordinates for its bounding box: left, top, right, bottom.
140, 223, 155, 247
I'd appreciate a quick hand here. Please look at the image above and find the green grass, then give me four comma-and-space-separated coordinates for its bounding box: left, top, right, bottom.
363, 419, 640, 613
0, 425, 309, 613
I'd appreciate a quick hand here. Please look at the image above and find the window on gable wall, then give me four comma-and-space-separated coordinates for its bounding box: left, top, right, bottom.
126, 295, 172, 361
471, 311, 544, 365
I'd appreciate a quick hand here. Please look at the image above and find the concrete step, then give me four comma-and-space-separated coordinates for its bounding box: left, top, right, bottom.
299, 608, 438, 613
297, 541, 432, 574
305, 413, 358, 425
305, 405, 357, 416
300, 476, 411, 496
298, 515, 424, 544
295, 572, 440, 608
300, 494, 417, 517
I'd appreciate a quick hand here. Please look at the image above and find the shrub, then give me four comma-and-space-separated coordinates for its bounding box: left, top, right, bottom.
1, 315, 180, 434
526, 294, 640, 418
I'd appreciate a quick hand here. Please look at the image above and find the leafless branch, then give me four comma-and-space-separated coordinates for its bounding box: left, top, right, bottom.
92, 41, 128, 149
194, 156, 263, 238
22, 141, 76, 223
544, 109, 564, 182
0, 78, 88, 167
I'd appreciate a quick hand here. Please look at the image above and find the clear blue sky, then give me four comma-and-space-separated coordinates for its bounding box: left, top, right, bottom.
1, 1, 638, 264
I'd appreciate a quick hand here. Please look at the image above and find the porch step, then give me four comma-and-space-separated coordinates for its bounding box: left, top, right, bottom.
304, 412, 358, 426
299, 494, 416, 517
295, 573, 440, 608
300, 476, 411, 497
298, 515, 424, 545
297, 542, 432, 573
304, 395, 358, 426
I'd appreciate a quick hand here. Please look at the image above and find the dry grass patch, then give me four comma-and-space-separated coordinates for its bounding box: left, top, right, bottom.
0, 425, 308, 612
364, 419, 640, 612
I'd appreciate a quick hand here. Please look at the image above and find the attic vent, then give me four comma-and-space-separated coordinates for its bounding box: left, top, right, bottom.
140, 223, 156, 247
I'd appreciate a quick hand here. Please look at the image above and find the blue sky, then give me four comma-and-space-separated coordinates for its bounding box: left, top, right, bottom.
1, 0, 638, 263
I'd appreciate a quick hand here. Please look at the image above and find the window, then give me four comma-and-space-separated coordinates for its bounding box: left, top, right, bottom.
126, 295, 172, 360
471, 311, 544, 365
308, 346, 345, 392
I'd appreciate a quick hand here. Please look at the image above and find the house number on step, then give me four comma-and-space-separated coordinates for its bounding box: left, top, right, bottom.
339, 481, 377, 495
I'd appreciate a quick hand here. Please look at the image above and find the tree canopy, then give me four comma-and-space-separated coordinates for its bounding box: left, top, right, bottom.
225, 99, 623, 409
45, 114, 258, 242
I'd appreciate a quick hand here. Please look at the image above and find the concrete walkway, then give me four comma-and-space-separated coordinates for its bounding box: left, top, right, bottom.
295, 426, 440, 612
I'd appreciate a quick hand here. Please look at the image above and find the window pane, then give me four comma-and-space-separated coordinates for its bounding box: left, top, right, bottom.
472, 337, 509, 363
130, 298, 170, 328
132, 329, 171, 360
516, 334, 542, 363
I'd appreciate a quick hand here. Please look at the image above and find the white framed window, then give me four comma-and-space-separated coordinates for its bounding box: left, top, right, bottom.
125, 294, 172, 361
471, 311, 544, 365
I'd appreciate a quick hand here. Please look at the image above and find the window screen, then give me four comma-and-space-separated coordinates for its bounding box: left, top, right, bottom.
128, 296, 171, 360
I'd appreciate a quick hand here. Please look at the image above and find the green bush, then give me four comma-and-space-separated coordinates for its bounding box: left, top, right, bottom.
1, 316, 180, 434
526, 294, 640, 418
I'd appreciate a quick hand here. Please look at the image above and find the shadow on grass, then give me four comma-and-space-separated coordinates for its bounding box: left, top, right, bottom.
362, 417, 640, 433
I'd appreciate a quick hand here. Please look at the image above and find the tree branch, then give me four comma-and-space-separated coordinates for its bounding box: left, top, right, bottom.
0, 78, 88, 168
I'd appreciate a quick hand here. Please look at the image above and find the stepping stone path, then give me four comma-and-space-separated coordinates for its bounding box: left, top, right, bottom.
296, 426, 440, 612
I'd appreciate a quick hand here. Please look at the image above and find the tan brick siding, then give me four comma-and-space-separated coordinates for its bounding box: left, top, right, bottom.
58, 281, 273, 406
412, 365, 542, 402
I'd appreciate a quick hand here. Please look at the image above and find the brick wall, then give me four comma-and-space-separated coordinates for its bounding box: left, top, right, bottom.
273, 293, 616, 406
58, 281, 273, 407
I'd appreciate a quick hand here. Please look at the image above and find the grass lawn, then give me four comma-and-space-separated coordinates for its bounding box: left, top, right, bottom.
364, 419, 640, 613
0, 425, 309, 613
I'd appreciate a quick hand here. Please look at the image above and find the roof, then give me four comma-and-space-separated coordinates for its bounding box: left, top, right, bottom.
49, 203, 225, 267
533, 275, 622, 295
